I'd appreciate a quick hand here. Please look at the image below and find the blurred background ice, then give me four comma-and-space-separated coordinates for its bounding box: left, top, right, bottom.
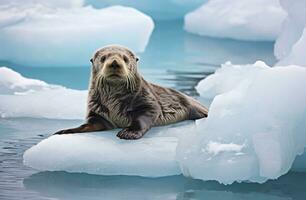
184, 0, 286, 41
1, 0, 306, 199
0, 4, 154, 67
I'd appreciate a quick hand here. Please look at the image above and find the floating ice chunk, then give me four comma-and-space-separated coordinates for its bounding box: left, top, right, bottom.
0, 67, 49, 94
23, 122, 192, 177
184, 0, 286, 41
0, 5, 154, 67
177, 62, 306, 184
0, 88, 86, 119
0, 67, 86, 119
274, 0, 306, 64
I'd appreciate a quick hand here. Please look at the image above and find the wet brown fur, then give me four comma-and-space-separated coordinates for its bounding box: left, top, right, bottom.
54, 45, 208, 139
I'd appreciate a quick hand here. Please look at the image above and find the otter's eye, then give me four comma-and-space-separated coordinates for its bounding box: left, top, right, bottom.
123, 55, 129, 63
136, 57, 139, 62
101, 56, 106, 63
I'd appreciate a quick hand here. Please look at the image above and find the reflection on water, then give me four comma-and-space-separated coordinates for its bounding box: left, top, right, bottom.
24, 171, 306, 200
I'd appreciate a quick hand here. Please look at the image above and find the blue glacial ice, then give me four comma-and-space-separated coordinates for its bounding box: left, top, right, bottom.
15, 62, 306, 184
0, 4, 154, 67
184, 0, 286, 41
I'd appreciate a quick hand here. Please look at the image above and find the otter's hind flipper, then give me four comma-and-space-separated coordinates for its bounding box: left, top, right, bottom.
188, 100, 208, 120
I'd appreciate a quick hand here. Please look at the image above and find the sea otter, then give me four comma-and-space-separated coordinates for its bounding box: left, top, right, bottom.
54, 45, 208, 139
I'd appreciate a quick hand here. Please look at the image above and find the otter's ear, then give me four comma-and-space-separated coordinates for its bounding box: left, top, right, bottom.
136, 57, 139, 62
90, 58, 93, 64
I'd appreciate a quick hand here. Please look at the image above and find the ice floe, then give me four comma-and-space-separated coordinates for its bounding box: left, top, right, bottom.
0, 67, 86, 119
23, 122, 192, 177
177, 61, 306, 184
0, 5, 154, 67
184, 0, 286, 41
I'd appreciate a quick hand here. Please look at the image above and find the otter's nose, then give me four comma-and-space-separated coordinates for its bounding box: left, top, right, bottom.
110, 60, 120, 69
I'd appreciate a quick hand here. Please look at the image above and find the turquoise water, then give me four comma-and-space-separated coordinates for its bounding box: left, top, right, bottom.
2, 20, 303, 200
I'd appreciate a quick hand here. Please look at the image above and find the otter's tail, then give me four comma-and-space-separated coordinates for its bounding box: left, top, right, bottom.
188, 98, 208, 120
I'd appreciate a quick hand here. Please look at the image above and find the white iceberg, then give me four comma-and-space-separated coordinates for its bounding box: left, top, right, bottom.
0, 67, 86, 119
177, 61, 306, 184
184, 0, 286, 41
274, 0, 306, 67
0, 5, 154, 67
23, 122, 192, 177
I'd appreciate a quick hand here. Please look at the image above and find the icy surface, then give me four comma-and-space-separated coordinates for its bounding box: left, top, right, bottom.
274, 0, 306, 67
23, 123, 192, 177
177, 61, 306, 184
184, 0, 286, 41
0, 5, 154, 67
0, 67, 86, 119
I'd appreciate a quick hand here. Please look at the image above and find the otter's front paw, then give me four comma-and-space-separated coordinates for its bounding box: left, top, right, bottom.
117, 128, 144, 140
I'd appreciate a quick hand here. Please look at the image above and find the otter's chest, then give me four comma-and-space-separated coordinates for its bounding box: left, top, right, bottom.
98, 98, 131, 128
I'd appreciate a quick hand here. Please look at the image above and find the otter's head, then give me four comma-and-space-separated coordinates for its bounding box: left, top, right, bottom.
90, 45, 139, 89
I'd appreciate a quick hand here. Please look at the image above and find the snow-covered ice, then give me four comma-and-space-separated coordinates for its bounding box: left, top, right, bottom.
0, 5, 154, 67
0, 67, 86, 119
177, 61, 306, 184
184, 0, 286, 41
274, 0, 306, 67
